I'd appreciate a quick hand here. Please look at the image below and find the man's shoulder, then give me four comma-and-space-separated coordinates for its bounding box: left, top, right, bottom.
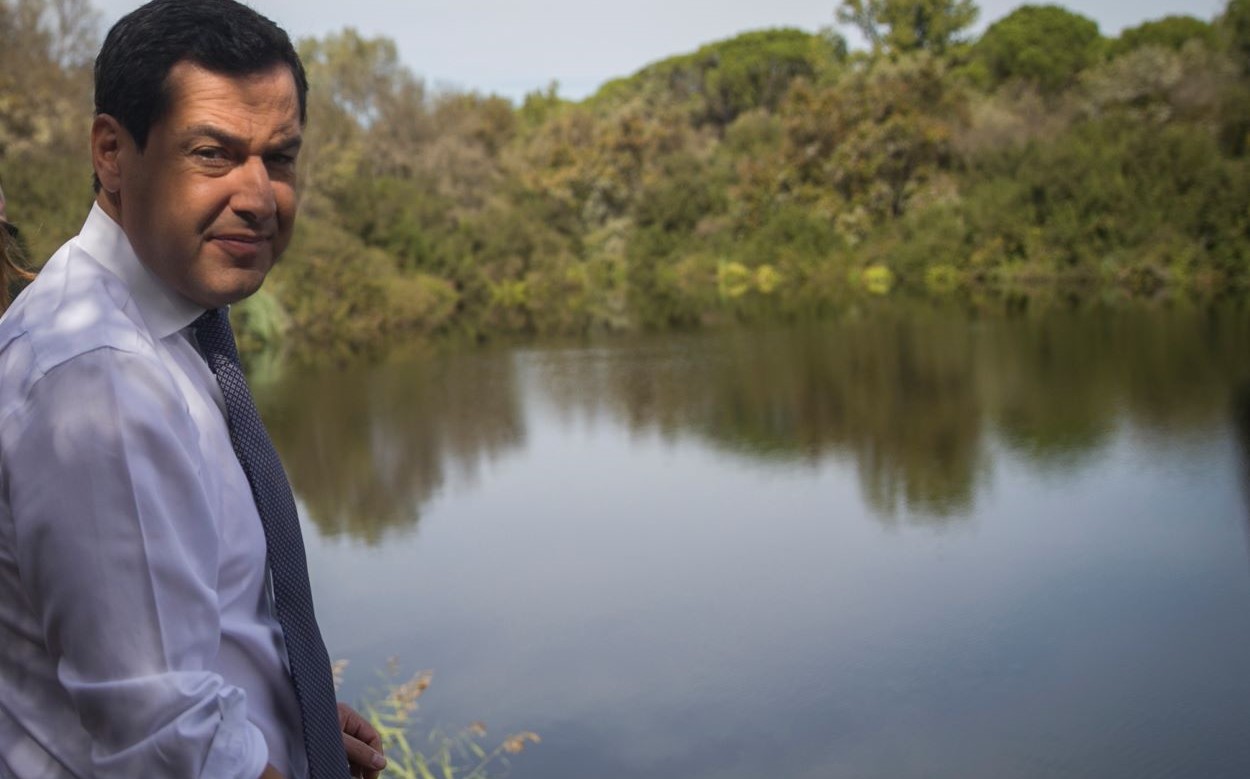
0, 238, 154, 371
0, 239, 166, 416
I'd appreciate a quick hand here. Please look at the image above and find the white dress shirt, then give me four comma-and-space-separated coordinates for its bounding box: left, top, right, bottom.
0, 205, 307, 779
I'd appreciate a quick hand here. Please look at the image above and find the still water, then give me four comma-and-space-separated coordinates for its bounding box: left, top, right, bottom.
258, 299, 1250, 779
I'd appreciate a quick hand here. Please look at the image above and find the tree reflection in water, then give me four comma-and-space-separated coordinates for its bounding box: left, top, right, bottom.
538, 299, 1250, 522
537, 310, 984, 519
259, 299, 1250, 540
1233, 380, 1250, 546
258, 349, 525, 544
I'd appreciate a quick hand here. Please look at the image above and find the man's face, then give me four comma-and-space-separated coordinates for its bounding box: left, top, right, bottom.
110, 61, 302, 308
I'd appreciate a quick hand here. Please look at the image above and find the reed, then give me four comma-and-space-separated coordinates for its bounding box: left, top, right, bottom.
335, 658, 540, 779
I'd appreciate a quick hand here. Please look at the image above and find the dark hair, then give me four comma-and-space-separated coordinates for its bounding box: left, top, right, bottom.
93, 0, 308, 191
1, 224, 34, 313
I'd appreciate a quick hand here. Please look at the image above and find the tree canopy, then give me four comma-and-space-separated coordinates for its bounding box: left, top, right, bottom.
1110, 15, 1216, 57
1, 0, 1248, 356
837, 0, 979, 55
971, 4, 1102, 93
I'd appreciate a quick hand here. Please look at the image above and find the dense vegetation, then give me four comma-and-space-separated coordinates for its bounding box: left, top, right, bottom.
3, 0, 1250, 354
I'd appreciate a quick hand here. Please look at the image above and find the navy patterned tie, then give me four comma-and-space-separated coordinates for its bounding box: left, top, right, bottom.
192, 308, 349, 779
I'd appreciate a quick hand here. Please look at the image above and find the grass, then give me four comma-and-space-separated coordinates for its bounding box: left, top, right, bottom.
334, 658, 540, 779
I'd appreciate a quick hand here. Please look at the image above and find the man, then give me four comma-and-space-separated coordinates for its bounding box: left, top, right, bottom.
0, 2, 385, 777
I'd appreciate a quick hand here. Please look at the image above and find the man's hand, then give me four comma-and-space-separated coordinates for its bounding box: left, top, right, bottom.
339, 702, 387, 779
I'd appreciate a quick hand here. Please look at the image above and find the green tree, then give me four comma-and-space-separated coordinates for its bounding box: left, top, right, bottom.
972, 5, 1102, 93
1223, 0, 1250, 72
781, 55, 963, 220
298, 29, 410, 125
1110, 15, 1215, 57
590, 29, 836, 129
0, 0, 99, 261
837, 0, 979, 55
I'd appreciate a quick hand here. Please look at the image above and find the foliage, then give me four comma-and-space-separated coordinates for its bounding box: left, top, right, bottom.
349, 661, 539, 779
1223, 0, 1250, 72
265, 219, 457, 358
959, 117, 1250, 285
232, 287, 290, 354
781, 54, 964, 222
591, 28, 841, 128
0, 0, 96, 262
861, 264, 897, 294
3, 0, 1250, 355
971, 5, 1102, 94
1110, 15, 1216, 58
837, 0, 979, 55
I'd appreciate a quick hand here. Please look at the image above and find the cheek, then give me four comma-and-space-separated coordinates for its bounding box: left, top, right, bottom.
276, 182, 298, 218
189, 181, 235, 234
134, 171, 195, 243
275, 189, 298, 247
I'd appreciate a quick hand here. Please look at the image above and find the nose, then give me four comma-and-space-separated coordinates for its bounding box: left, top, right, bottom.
229, 156, 277, 225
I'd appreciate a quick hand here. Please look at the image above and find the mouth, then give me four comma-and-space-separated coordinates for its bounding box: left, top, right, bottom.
209, 233, 271, 262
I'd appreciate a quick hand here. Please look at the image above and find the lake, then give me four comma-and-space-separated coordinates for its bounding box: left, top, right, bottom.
257, 297, 1250, 779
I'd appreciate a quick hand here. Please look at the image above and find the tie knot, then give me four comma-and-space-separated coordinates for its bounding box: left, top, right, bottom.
192, 307, 229, 334
191, 307, 239, 366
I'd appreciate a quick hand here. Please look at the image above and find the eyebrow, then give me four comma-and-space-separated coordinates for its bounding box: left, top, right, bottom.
180, 124, 303, 152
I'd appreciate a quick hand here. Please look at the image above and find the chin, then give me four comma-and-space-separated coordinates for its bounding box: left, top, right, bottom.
194, 272, 268, 309
224, 281, 266, 306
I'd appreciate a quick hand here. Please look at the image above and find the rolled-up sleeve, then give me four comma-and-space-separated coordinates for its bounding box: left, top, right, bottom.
4, 347, 269, 779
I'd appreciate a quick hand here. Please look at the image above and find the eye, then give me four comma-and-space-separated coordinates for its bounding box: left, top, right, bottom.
192, 146, 230, 163
264, 153, 299, 180
265, 152, 298, 167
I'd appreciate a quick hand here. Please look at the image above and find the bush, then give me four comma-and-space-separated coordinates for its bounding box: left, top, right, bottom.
861, 264, 897, 294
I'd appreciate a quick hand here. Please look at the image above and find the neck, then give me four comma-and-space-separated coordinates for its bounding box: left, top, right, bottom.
96, 191, 123, 225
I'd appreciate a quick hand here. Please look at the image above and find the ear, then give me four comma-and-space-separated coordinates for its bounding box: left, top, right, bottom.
91, 114, 129, 195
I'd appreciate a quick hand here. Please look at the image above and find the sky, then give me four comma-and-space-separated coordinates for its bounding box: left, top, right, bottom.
89, 0, 1230, 102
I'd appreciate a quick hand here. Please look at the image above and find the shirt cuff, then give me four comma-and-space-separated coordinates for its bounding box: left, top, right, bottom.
199, 686, 270, 779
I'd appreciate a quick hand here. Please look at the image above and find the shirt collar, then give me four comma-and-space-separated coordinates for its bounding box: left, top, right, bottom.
76, 202, 205, 339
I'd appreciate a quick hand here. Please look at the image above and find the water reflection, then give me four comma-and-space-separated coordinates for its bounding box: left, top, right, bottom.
1234, 381, 1250, 539
265, 300, 1250, 540
294, 299, 1250, 779
535, 309, 984, 519
988, 304, 1250, 458
540, 301, 1250, 521
257, 349, 525, 543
